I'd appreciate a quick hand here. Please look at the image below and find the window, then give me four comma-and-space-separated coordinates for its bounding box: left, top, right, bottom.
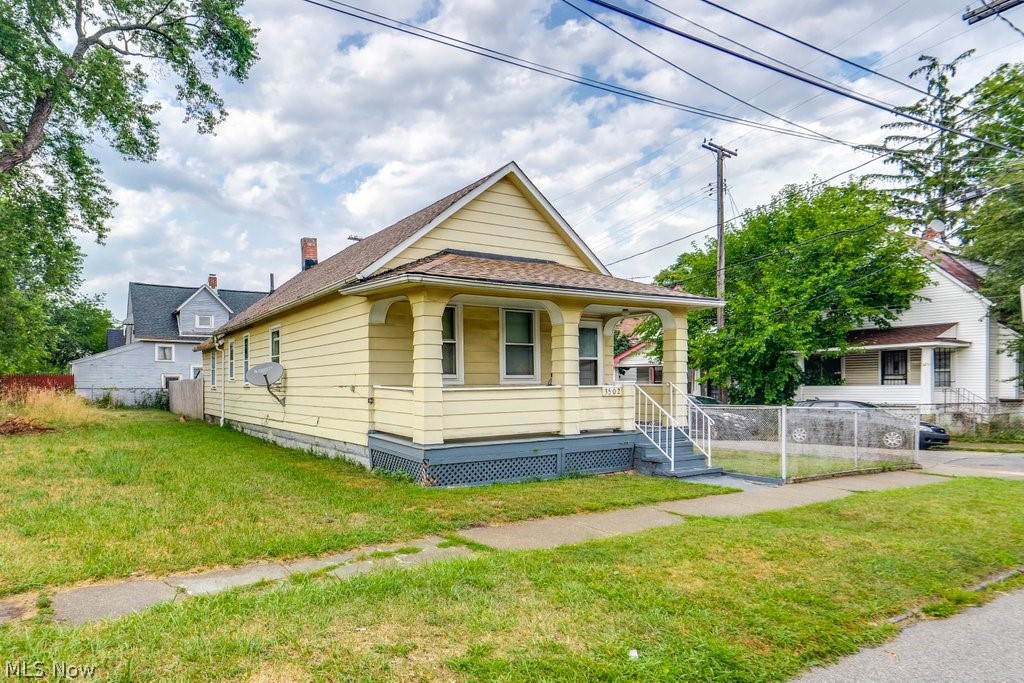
228, 341, 235, 380
578, 323, 601, 386
211, 351, 217, 387
161, 374, 182, 389
155, 344, 174, 362
501, 309, 539, 382
934, 348, 952, 388
881, 350, 908, 385
191, 366, 203, 379
441, 305, 462, 383
269, 328, 281, 363
196, 314, 215, 328
243, 334, 250, 381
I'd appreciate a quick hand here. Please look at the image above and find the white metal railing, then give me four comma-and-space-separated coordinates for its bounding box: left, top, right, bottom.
634, 385, 677, 472
668, 383, 714, 467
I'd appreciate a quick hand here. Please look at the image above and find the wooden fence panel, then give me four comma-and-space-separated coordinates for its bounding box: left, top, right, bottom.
168, 378, 204, 419
0, 374, 75, 396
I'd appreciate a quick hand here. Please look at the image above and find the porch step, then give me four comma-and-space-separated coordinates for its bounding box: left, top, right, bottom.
654, 466, 726, 479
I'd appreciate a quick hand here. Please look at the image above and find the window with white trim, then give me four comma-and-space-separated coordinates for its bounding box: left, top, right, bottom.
196, 314, 215, 329
501, 309, 539, 382
242, 334, 250, 381
191, 365, 203, 379
211, 352, 217, 387
578, 322, 601, 386
269, 328, 281, 364
155, 344, 174, 362
934, 348, 952, 388
441, 305, 463, 383
228, 341, 235, 380
161, 374, 182, 389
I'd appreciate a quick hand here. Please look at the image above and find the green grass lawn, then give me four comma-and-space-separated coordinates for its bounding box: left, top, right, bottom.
0, 411, 726, 596
1, 478, 1021, 681
714, 448, 911, 480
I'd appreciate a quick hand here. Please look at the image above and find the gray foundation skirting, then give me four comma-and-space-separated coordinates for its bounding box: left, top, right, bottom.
208, 417, 370, 468
369, 431, 642, 487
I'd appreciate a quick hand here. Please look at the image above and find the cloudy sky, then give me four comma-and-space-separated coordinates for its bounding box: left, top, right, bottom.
81, 0, 1023, 317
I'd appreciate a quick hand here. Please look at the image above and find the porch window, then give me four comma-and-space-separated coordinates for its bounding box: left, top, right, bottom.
934, 348, 952, 387
501, 309, 538, 382
578, 323, 600, 386
269, 328, 281, 364
441, 305, 463, 383
881, 350, 908, 385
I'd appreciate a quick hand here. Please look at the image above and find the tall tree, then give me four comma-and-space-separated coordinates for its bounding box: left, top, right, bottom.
0, 0, 258, 371
965, 62, 1024, 178
862, 52, 974, 237
649, 182, 928, 404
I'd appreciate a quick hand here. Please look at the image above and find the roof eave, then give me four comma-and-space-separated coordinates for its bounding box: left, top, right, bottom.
215, 277, 361, 337
340, 273, 723, 309
820, 339, 972, 353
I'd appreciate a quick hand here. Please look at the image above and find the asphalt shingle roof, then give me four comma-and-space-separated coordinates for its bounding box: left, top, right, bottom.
351, 250, 714, 302
846, 323, 962, 347
128, 283, 267, 341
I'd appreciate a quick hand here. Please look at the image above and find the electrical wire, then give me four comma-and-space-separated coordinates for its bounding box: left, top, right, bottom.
581, 0, 1024, 155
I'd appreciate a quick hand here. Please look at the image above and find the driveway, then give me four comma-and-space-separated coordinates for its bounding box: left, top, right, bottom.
796, 588, 1024, 682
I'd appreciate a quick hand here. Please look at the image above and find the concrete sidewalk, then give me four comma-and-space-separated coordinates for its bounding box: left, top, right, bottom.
0, 470, 948, 626
796, 588, 1024, 682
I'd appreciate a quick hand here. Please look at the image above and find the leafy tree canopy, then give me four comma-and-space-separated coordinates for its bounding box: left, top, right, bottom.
649, 181, 928, 404
0, 0, 258, 371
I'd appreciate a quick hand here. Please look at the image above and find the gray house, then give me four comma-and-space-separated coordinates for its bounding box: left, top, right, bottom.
71, 275, 267, 405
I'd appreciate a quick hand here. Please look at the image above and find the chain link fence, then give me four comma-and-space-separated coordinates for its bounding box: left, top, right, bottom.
922, 402, 1024, 443
700, 405, 919, 482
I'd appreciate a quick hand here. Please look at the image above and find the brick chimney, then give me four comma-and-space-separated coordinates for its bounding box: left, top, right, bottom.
301, 237, 318, 271
208, 273, 218, 290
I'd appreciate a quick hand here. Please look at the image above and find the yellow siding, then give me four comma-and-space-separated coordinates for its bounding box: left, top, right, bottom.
579, 387, 632, 432
372, 387, 414, 439
381, 179, 592, 271
844, 351, 879, 385
442, 387, 562, 439
204, 294, 373, 447
463, 306, 499, 385
369, 300, 412, 386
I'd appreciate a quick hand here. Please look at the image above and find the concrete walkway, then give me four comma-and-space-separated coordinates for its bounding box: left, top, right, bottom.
796, 588, 1024, 682
0, 470, 950, 626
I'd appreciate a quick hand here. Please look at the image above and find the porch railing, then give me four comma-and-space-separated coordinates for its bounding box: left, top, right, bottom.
668, 382, 714, 467
635, 384, 676, 471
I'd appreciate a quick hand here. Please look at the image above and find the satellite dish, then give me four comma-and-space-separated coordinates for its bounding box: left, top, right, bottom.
245, 362, 285, 406
246, 362, 284, 385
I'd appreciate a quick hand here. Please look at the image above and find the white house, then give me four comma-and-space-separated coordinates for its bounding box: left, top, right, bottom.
797, 243, 1020, 406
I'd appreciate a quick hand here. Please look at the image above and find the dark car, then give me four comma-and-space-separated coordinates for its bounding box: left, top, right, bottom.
792, 400, 949, 449
687, 396, 759, 439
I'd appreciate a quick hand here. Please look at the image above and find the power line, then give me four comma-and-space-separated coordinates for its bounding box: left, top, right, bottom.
300, 0, 845, 144
563, 0, 855, 148
581, 0, 1023, 155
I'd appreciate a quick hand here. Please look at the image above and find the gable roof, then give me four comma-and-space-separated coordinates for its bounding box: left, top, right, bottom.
919, 243, 984, 292
106, 329, 126, 350
217, 162, 609, 336
128, 283, 267, 340
174, 284, 235, 315
345, 250, 717, 305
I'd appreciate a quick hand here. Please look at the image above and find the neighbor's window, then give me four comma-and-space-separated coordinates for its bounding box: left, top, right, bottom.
934, 348, 952, 388
881, 350, 908, 385
228, 341, 235, 380
191, 366, 203, 379
196, 314, 215, 328
243, 334, 250, 379
155, 344, 174, 362
441, 306, 461, 381
578, 323, 600, 386
161, 374, 182, 389
270, 328, 281, 363
502, 309, 537, 382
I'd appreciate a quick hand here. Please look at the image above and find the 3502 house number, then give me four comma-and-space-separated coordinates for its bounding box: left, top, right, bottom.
602, 385, 622, 396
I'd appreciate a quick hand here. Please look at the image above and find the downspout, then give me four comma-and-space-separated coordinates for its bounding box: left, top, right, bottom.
214, 338, 225, 427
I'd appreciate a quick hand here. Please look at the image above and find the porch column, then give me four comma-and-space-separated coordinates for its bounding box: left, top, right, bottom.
921, 347, 934, 405
408, 290, 448, 445
662, 311, 689, 389
551, 305, 583, 435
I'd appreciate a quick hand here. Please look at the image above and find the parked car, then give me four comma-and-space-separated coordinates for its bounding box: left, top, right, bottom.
688, 396, 759, 440
792, 400, 949, 449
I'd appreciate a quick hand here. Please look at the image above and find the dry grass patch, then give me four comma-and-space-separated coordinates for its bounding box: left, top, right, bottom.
0, 389, 106, 430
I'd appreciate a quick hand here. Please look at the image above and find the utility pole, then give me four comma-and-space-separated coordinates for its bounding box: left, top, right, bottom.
701, 139, 737, 401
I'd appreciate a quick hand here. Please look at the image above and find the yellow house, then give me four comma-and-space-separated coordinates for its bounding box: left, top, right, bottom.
200, 162, 721, 486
